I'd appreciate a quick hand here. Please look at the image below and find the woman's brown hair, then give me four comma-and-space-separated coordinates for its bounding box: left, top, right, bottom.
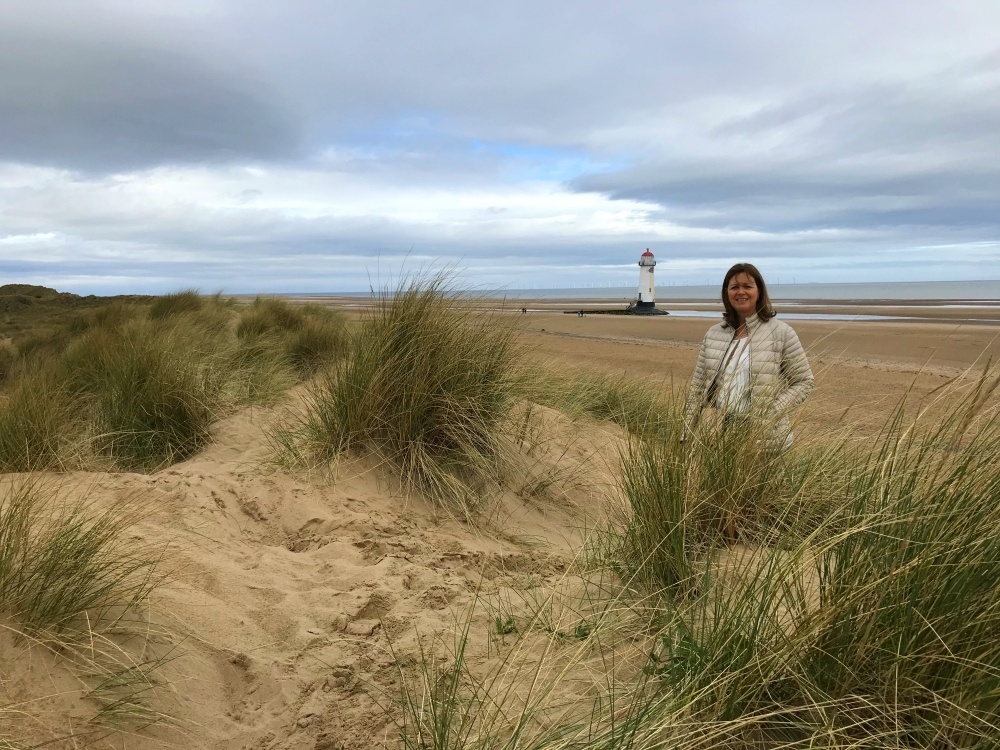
721, 262, 775, 329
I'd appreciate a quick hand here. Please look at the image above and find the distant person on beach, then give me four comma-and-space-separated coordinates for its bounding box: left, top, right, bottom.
682, 262, 814, 450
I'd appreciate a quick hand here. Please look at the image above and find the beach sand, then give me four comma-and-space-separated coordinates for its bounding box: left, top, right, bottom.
312, 293, 999, 435
7, 296, 999, 749
513, 307, 999, 437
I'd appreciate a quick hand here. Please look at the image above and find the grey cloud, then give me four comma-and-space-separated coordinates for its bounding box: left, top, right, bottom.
3, 0, 1000, 292
6, 2, 1000, 166
0, 30, 298, 172
262, 1, 1000, 147
573, 65, 1000, 237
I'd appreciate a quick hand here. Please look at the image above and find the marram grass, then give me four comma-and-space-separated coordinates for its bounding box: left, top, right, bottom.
0, 291, 344, 472
525, 366, 675, 438
61, 323, 218, 471
0, 480, 166, 746
0, 369, 72, 472
389, 368, 1000, 749
284, 278, 521, 515
147, 288, 204, 320
0, 479, 158, 633
236, 296, 347, 377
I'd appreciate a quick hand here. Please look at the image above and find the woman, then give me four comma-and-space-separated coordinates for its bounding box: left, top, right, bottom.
683, 263, 813, 450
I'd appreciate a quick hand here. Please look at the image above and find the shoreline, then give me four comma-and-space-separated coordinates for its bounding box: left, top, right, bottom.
301, 292, 1000, 381
511, 310, 1000, 439
300, 294, 1000, 325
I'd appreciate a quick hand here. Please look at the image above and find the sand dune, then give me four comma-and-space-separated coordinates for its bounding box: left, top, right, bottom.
4, 301, 998, 748
5, 386, 624, 749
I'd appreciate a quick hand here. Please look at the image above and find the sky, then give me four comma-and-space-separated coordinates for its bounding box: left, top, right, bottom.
1, 0, 998, 294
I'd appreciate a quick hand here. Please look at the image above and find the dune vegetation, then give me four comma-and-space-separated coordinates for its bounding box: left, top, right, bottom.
0, 290, 346, 472
2, 281, 999, 748
278, 278, 522, 516
392, 367, 1000, 749
0, 289, 350, 746
0, 477, 167, 747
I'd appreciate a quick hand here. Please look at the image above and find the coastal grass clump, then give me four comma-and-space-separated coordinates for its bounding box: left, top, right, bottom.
284, 312, 349, 375
11, 323, 76, 365
0, 479, 166, 745
529, 368, 676, 437
621, 376, 1000, 747
0, 340, 17, 385
147, 289, 204, 320
0, 479, 158, 634
792, 374, 1000, 744
0, 284, 151, 354
236, 297, 347, 377
389, 371, 1000, 749
0, 291, 322, 472
236, 295, 307, 337
224, 335, 298, 406
609, 392, 855, 596
59, 323, 219, 471
0, 370, 73, 472
65, 300, 135, 337
288, 279, 522, 513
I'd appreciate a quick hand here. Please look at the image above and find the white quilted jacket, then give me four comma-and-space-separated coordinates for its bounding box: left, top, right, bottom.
683, 313, 814, 448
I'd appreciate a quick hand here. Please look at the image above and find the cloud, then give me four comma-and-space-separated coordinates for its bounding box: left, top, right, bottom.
0, 23, 298, 172
572, 60, 1000, 241
1, 0, 999, 291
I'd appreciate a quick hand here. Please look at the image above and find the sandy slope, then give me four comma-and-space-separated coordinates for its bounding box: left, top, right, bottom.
5, 393, 622, 749
6, 309, 997, 749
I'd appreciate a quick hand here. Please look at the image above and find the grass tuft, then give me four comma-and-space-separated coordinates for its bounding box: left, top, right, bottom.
528, 368, 675, 437
386, 368, 1000, 749
61, 325, 217, 470
0, 371, 72, 472
0, 340, 17, 385
236, 296, 307, 337
0, 480, 166, 746
0, 479, 158, 634
147, 289, 204, 320
286, 278, 521, 514
0, 291, 321, 472
237, 297, 347, 376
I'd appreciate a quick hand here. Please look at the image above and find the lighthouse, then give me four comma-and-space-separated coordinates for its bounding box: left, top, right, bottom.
635, 248, 657, 312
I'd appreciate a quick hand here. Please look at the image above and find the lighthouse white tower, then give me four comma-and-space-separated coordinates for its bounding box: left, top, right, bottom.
636, 248, 656, 312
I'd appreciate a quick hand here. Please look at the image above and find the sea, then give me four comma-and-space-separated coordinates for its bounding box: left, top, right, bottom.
493, 280, 999, 323
495, 280, 998, 302
304, 279, 998, 322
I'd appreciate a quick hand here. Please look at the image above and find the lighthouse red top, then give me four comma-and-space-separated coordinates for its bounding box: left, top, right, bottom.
641, 249, 654, 257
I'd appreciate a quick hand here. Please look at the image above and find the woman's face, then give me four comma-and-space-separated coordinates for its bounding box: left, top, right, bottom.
727, 272, 759, 320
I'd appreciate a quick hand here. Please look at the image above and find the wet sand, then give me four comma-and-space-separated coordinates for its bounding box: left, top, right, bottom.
307, 294, 999, 438
300, 293, 1000, 324
514, 309, 999, 439
307, 293, 1000, 370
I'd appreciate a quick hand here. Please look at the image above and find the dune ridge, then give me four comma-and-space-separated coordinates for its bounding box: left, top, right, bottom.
2, 287, 999, 748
